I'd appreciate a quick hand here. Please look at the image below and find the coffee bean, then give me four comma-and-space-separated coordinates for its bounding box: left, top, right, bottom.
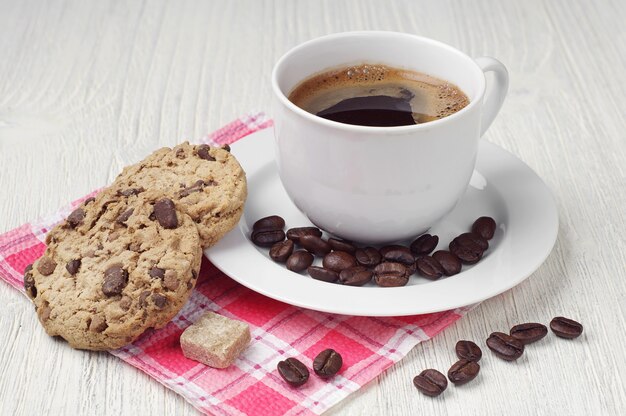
457, 232, 489, 251
339, 266, 373, 286
382, 246, 415, 266
323, 251, 357, 272
486, 332, 524, 361
449, 236, 484, 264
307, 266, 339, 283
253, 215, 285, 231
66, 208, 85, 228
379, 245, 406, 257
550, 316, 583, 339
251, 229, 286, 247
270, 239, 294, 263
313, 349, 342, 378
432, 250, 462, 276
65, 259, 81, 276
328, 238, 356, 254
413, 369, 448, 397
455, 340, 482, 362
277, 357, 309, 387
102, 265, 129, 297
447, 359, 480, 385
152, 199, 178, 229
196, 144, 215, 161
286, 250, 314, 272
23, 264, 36, 298
116, 208, 134, 224
355, 247, 382, 267
286, 227, 322, 243
36, 256, 57, 276
410, 234, 439, 255
472, 216, 496, 240
299, 235, 331, 256
416, 256, 445, 280
510, 323, 548, 344
373, 262, 409, 287
149, 267, 165, 279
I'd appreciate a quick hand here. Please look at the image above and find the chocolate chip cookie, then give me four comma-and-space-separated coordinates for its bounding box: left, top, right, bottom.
111, 142, 246, 248
26, 190, 202, 350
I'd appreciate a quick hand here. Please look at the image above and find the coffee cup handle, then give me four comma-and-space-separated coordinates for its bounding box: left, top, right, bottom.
475, 57, 509, 136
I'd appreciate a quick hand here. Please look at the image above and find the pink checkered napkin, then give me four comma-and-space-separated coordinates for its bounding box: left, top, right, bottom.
0, 112, 470, 416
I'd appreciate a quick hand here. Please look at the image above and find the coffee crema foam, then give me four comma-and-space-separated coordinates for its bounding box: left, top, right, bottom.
288, 64, 469, 125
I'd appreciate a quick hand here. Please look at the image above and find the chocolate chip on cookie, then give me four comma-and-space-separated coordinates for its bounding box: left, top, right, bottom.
152, 199, 178, 229
152, 293, 167, 309
116, 208, 134, 224
67, 208, 85, 228
102, 265, 128, 296
66, 259, 81, 275
24, 264, 36, 298
117, 187, 145, 197
84, 197, 96, 205
89, 315, 108, 333
37, 256, 57, 276
196, 144, 215, 161
221, 144, 231, 152
149, 267, 166, 279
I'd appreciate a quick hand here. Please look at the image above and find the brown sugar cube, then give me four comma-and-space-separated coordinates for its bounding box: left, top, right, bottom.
180, 312, 251, 368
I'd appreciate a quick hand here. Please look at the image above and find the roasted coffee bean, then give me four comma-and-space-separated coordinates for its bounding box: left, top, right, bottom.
277, 357, 309, 387
373, 262, 409, 287
447, 359, 480, 385
472, 216, 496, 240
510, 323, 548, 344
323, 251, 357, 272
313, 349, 343, 378
339, 266, 373, 286
286, 227, 322, 243
102, 265, 129, 297
413, 369, 448, 397
379, 245, 407, 257
355, 247, 382, 267
251, 229, 286, 247
66, 259, 81, 276
152, 199, 178, 229
328, 238, 356, 254
307, 266, 340, 283
416, 256, 445, 280
299, 235, 331, 256
66, 208, 85, 228
36, 256, 57, 276
253, 215, 285, 231
457, 232, 489, 250
449, 236, 483, 264
270, 240, 294, 263
149, 267, 166, 279
432, 250, 462, 276
286, 250, 314, 272
550, 316, 583, 339
455, 340, 482, 362
116, 208, 134, 224
486, 332, 524, 361
196, 144, 215, 161
23, 264, 36, 298
410, 234, 439, 255
382, 246, 415, 265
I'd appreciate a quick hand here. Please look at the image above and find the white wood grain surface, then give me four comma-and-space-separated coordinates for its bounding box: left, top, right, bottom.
1, 0, 625, 415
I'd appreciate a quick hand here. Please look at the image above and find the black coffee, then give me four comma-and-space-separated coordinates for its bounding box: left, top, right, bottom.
288, 64, 469, 127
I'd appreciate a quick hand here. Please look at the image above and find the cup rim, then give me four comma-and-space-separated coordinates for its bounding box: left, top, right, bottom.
271, 31, 486, 133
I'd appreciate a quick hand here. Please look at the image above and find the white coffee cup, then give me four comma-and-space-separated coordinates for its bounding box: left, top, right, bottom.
271, 31, 508, 244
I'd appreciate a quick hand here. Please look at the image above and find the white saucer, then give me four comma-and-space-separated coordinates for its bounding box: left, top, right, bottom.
205, 127, 558, 316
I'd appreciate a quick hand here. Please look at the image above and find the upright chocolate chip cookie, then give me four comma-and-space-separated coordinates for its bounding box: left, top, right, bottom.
28, 190, 202, 350
110, 142, 246, 248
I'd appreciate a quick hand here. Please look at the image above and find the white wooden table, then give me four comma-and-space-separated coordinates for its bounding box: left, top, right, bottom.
1, 1, 624, 414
